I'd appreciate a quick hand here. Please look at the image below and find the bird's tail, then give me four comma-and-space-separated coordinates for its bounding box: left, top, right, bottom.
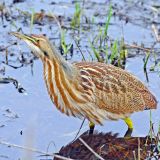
142, 90, 158, 109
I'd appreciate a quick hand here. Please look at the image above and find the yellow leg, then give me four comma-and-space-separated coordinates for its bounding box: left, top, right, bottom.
89, 122, 95, 135
123, 117, 133, 137
123, 117, 133, 129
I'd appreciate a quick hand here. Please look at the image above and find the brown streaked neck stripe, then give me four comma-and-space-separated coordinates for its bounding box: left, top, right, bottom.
59, 68, 86, 104
52, 58, 76, 116
44, 58, 58, 108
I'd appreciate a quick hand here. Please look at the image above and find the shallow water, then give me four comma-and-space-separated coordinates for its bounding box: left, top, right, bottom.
0, 0, 160, 159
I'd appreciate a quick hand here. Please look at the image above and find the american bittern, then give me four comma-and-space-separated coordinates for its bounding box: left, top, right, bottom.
11, 32, 157, 136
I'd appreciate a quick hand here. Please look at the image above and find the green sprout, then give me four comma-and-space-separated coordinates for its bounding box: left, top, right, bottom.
70, 2, 82, 28
60, 29, 72, 55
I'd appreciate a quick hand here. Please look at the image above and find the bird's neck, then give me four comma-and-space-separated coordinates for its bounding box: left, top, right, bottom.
43, 44, 78, 82
42, 44, 88, 117
42, 44, 81, 111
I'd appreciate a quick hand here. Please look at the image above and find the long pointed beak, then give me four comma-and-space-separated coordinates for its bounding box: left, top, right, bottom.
10, 32, 43, 58
10, 32, 38, 45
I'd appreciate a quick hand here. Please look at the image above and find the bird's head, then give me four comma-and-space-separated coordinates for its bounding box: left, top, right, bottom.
10, 32, 53, 59
10, 32, 74, 76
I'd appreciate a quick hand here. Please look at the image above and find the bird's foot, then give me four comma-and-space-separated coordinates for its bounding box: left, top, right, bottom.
124, 128, 133, 137
123, 117, 133, 137
89, 122, 95, 135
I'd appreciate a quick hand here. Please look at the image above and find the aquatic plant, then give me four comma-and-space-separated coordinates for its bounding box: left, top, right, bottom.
60, 29, 73, 56
89, 5, 127, 68
70, 2, 82, 28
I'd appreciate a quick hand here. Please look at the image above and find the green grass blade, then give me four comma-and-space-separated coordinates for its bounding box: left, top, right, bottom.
104, 4, 112, 37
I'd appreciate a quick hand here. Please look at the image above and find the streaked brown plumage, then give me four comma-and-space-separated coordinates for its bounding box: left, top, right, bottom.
11, 32, 157, 134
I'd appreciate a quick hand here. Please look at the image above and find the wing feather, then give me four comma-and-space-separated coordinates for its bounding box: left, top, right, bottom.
74, 62, 157, 115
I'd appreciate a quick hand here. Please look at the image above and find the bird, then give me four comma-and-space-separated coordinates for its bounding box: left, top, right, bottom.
11, 32, 157, 136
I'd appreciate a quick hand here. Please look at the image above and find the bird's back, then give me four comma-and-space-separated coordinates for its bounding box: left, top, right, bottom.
74, 62, 157, 117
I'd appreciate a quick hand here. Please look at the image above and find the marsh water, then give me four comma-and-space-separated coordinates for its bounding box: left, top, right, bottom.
0, 0, 160, 159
